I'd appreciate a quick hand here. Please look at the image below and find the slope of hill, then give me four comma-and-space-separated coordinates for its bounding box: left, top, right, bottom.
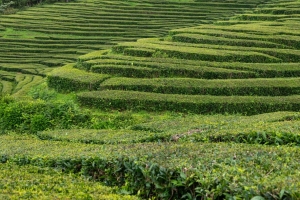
50, 0, 300, 115
0, 0, 269, 96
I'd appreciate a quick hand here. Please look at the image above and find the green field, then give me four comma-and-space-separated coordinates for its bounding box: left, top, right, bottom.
1, 0, 300, 199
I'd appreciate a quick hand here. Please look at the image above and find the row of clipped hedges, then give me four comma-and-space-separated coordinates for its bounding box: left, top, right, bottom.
172, 33, 287, 49
1, 135, 299, 199
77, 90, 300, 115
0, 162, 138, 200
39, 119, 300, 146
100, 77, 300, 96
112, 42, 281, 63
184, 121, 300, 146
131, 111, 300, 146
38, 129, 169, 144
81, 54, 300, 78
47, 64, 110, 92
169, 24, 300, 49
91, 64, 256, 79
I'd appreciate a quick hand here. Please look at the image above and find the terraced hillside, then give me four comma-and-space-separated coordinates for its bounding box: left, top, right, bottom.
2, 0, 300, 199
50, 0, 300, 115
0, 0, 269, 96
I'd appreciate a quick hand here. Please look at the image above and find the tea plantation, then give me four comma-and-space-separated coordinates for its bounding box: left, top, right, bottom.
1, 0, 300, 199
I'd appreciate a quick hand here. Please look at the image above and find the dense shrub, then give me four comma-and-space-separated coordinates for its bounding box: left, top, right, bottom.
0, 96, 90, 133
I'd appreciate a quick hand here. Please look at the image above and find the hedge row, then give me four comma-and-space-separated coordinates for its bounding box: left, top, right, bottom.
210, 62, 300, 78
235, 14, 287, 21
38, 129, 170, 144
12, 74, 43, 97
92, 64, 256, 79
47, 64, 110, 92
91, 65, 162, 78
257, 7, 300, 15
38, 117, 300, 146
90, 62, 257, 79
184, 120, 300, 146
131, 111, 300, 145
112, 42, 281, 63
100, 77, 300, 96
124, 48, 155, 57
0, 80, 13, 94
0, 63, 51, 76
156, 39, 300, 63
77, 90, 300, 115
0, 163, 138, 200
0, 70, 15, 81
84, 53, 300, 77
131, 111, 297, 134
78, 50, 109, 61
169, 26, 300, 49
172, 33, 287, 49
0, 135, 299, 199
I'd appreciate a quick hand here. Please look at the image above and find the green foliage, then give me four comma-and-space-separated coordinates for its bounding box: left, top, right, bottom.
112, 40, 281, 63
37, 129, 170, 144
28, 81, 57, 101
77, 90, 300, 115
0, 0, 268, 96
1, 1, 300, 199
0, 97, 90, 133
90, 112, 136, 129
47, 64, 110, 92
131, 111, 300, 146
0, 135, 299, 199
100, 77, 300, 96
0, 163, 138, 199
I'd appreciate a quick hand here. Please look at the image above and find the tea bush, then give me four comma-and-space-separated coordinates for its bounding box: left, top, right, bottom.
0, 96, 90, 133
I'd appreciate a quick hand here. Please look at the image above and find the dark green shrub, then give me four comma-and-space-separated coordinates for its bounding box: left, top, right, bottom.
30, 114, 49, 132
0, 97, 91, 133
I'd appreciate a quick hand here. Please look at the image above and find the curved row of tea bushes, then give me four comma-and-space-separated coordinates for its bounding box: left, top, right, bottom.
37, 129, 170, 144
0, 64, 48, 96
47, 64, 110, 92
100, 77, 300, 96
12, 74, 43, 97
184, 120, 300, 146
90, 64, 255, 79
77, 90, 300, 115
112, 39, 282, 63
82, 54, 300, 78
0, 80, 14, 94
130, 111, 300, 145
131, 111, 299, 133
0, 63, 52, 77
0, 135, 299, 199
38, 115, 300, 145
